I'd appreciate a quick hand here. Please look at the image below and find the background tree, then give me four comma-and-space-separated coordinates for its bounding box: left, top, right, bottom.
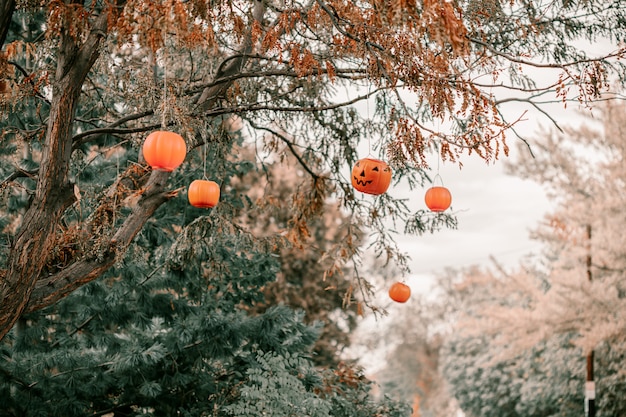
236, 154, 362, 366
366, 297, 458, 417
436, 101, 626, 416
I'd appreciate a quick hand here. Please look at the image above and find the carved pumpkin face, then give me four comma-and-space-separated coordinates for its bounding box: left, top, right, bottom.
188, 180, 220, 208
351, 158, 392, 195
389, 282, 411, 303
142, 131, 187, 172
424, 186, 452, 212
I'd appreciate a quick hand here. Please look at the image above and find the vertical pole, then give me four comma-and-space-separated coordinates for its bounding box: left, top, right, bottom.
584, 224, 596, 417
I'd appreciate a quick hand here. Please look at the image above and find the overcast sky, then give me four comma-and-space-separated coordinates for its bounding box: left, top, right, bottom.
392, 142, 553, 294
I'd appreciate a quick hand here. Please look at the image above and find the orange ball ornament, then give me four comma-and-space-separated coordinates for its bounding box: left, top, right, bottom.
142, 131, 187, 172
425, 186, 452, 212
351, 158, 392, 195
188, 179, 220, 208
389, 282, 411, 303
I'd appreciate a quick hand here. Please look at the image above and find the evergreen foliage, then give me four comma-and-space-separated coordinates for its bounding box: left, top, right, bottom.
0, 0, 625, 415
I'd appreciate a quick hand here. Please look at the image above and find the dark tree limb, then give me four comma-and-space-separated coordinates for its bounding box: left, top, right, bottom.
0, 4, 120, 342
26, 169, 174, 312
194, 0, 266, 112
0, 0, 15, 50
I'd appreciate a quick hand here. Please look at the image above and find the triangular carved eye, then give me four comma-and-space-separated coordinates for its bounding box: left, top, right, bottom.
372, 166, 379, 171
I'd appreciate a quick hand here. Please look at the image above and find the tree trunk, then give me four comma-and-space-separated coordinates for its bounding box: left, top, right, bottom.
0, 0, 260, 342
0, 9, 109, 341
0, 0, 15, 49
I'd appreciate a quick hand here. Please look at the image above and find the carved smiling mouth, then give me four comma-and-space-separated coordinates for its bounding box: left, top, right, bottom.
353, 178, 373, 186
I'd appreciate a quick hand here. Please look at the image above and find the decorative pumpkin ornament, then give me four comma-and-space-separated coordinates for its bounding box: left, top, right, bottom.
389, 282, 411, 303
142, 131, 187, 172
188, 179, 220, 208
351, 158, 392, 195
425, 186, 452, 212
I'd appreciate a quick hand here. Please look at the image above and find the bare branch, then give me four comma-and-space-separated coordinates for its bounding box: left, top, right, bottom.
246, 119, 320, 180
71, 110, 156, 146
470, 37, 625, 69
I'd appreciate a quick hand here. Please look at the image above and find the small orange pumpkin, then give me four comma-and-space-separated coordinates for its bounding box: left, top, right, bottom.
389, 282, 411, 303
188, 179, 220, 208
425, 186, 452, 212
142, 131, 187, 172
351, 158, 392, 195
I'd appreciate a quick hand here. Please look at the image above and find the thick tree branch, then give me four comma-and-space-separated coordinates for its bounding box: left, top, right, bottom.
0, 5, 120, 341
0, 0, 15, 49
26, 169, 174, 311
194, 0, 266, 112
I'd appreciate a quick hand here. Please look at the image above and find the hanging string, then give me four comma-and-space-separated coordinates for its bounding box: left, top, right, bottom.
203, 134, 208, 180
435, 114, 441, 175
365, 59, 373, 157
436, 139, 441, 175
161, 42, 167, 129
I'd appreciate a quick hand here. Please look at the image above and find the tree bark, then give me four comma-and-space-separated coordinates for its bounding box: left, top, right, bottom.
0, 0, 15, 49
0, 0, 264, 342
0, 9, 110, 341
25, 170, 173, 311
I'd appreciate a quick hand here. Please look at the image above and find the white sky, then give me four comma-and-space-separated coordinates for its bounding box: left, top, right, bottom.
391, 142, 553, 294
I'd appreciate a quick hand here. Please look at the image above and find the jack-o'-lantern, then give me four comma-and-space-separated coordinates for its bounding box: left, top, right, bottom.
351, 158, 392, 195
142, 131, 187, 172
188, 179, 220, 208
389, 282, 411, 303
424, 186, 452, 212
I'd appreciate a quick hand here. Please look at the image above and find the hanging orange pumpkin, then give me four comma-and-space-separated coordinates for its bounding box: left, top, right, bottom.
425, 186, 452, 212
389, 282, 411, 303
351, 158, 392, 195
188, 179, 220, 208
142, 131, 187, 172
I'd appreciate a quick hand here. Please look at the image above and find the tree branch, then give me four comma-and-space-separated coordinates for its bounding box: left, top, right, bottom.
194, 0, 266, 112
0, 0, 15, 49
0, 2, 124, 342
313, 0, 384, 52
71, 110, 156, 146
246, 119, 320, 180
470, 37, 625, 69
26, 169, 174, 312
